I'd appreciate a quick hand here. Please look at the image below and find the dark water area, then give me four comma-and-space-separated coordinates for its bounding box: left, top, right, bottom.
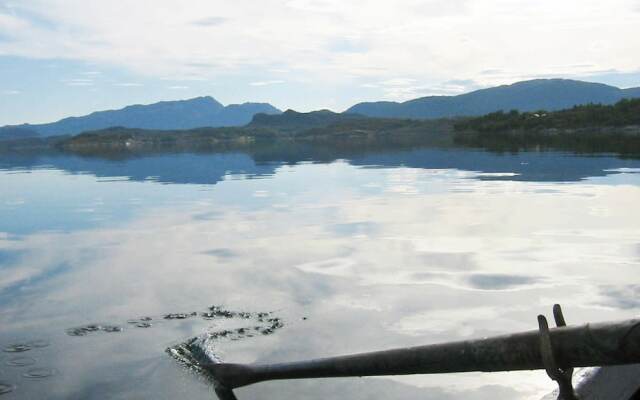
1, 145, 640, 399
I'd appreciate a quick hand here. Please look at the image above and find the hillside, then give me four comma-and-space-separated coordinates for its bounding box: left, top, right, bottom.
0, 126, 40, 141
0, 97, 281, 138
454, 98, 640, 133
248, 109, 452, 144
453, 98, 640, 154
4, 78, 638, 140
44, 113, 454, 156
248, 109, 365, 132
347, 79, 640, 119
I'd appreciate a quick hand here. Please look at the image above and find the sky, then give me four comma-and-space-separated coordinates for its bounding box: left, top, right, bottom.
0, 0, 639, 125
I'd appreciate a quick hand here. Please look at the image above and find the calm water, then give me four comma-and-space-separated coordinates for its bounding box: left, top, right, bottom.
1, 147, 640, 400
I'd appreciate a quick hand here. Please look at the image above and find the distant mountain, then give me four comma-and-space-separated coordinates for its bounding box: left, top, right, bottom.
0, 126, 40, 141
249, 109, 364, 132
346, 79, 640, 119
0, 97, 281, 138
4, 79, 639, 140
623, 87, 640, 97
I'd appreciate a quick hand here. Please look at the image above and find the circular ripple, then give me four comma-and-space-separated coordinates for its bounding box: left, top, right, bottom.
0, 382, 15, 395
83, 325, 102, 332
101, 325, 123, 333
67, 324, 122, 336
23, 368, 56, 379
3, 344, 31, 353
67, 325, 104, 336
164, 313, 196, 320
25, 339, 49, 348
6, 356, 36, 367
66, 328, 88, 337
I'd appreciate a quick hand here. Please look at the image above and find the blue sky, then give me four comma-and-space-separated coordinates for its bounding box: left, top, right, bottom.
0, 0, 639, 125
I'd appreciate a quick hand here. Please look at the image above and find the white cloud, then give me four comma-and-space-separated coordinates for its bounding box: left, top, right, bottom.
2, 89, 20, 95
167, 85, 189, 90
161, 74, 209, 81
113, 82, 143, 87
250, 80, 285, 86
64, 78, 94, 86
0, 12, 30, 32
358, 77, 484, 101
379, 78, 417, 87
191, 16, 227, 26
0, 0, 638, 96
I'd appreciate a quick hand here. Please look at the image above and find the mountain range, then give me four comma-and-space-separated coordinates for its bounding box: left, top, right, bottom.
1, 79, 639, 140
0, 97, 281, 139
347, 79, 640, 118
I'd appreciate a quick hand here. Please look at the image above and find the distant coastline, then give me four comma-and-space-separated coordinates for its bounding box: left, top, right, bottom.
1, 99, 639, 159
3, 78, 640, 141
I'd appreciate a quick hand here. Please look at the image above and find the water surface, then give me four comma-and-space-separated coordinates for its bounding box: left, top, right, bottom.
1, 147, 640, 400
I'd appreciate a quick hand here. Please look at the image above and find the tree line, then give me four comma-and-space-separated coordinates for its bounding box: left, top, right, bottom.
454, 98, 640, 133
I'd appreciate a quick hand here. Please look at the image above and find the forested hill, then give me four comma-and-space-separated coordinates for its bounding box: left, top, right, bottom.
454, 98, 640, 133
248, 109, 364, 132
452, 99, 640, 155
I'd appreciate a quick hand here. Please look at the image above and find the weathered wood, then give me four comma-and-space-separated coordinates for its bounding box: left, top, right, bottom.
206, 318, 640, 390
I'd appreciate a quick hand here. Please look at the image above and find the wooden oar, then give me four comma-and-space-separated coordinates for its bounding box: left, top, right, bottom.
204, 306, 640, 400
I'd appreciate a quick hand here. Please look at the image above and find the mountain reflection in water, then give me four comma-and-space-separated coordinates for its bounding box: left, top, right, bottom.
1, 145, 640, 400
2, 144, 640, 185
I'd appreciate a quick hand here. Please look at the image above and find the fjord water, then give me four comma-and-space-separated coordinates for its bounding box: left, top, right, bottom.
1, 147, 640, 400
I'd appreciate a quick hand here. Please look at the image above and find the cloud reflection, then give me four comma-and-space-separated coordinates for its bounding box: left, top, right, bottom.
466, 274, 541, 290
597, 285, 640, 310
1, 155, 640, 399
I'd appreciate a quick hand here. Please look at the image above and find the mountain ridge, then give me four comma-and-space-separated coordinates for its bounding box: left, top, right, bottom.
0, 96, 281, 138
248, 109, 366, 132
346, 79, 640, 119
4, 78, 640, 140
